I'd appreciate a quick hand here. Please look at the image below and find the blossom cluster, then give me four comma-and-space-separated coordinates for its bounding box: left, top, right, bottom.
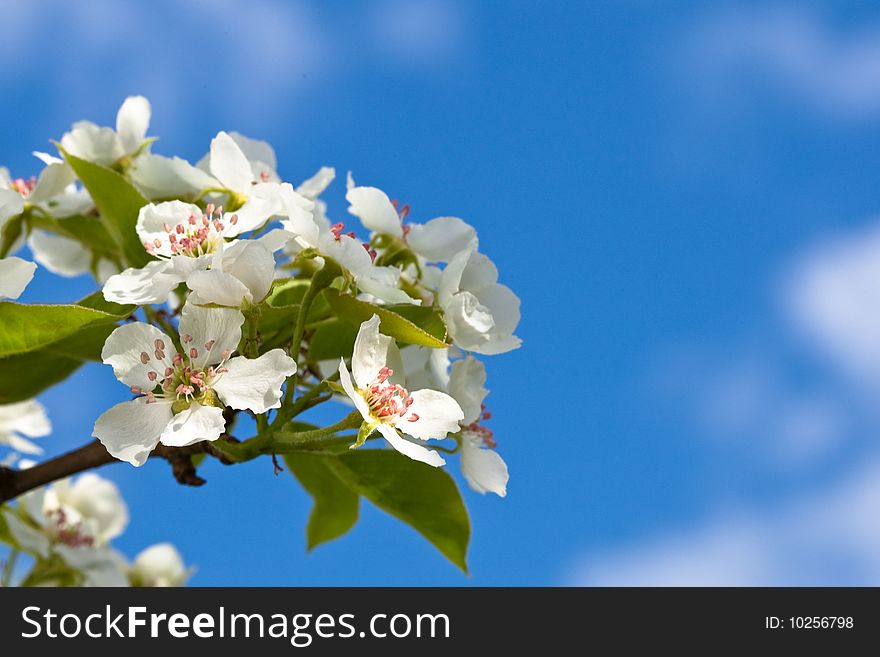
1, 461, 188, 587
0, 96, 521, 582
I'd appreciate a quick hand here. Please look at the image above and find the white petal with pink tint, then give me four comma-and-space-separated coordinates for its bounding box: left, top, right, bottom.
100, 322, 175, 390
393, 388, 463, 441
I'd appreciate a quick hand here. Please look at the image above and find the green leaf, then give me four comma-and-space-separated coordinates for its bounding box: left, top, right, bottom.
324, 289, 448, 348
0, 302, 123, 358
0, 212, 24, 258
266, 278, 309, 307
285, 453, 360, 550
327, 450, 470, 572
308, 318, 358, 361
0, 350, 83, 404
0, 292, 132, 402
45, 323, 117, 360
75, 290, 136, 318
59, 148, 150, 268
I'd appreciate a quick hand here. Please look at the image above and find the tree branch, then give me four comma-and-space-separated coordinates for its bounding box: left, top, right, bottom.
0, 438, 236, 505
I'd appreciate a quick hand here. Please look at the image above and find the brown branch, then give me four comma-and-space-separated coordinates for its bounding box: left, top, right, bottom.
0, 437, 238, 504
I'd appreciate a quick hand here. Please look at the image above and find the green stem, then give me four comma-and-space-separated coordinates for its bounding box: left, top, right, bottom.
272, 411, 363, 448
272, 262, 340, 429
211, 411, 363, 462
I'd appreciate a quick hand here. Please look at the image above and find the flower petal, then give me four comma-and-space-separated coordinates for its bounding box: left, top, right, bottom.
62, 473, 129, 542
186, 269, 251, 307
92, 398, 173, 466
406, 217, 477, 263
100, 321, 175, 389
377, 423, 445, 467
2, 509, 50, 558
346, 185, 403, 237
209, 131, 254, 192
214, 350, 297, 413
131, 153, 219, 199
460, 250, 499, 290
29, 161, 76, 202
136, 200, 202, 257
159, 402, 225, 447
444, 291, 495, 352
222, 193, 278, 236
0, 399, 51, 438
394, 388, 463, 440
448, 356, 488, 425
218, 239, 276, 303
461, 435, 508, 496
132, 543, 188, 587
60, 121, 123, 166
352, 314, 393, 388
227, 131, 277, 174
338, 358, 373, 421
0, 256, 36, 299
297, 166, 335, 199
27, 230, 91, 277
178, 302, 244, 367
102, 260, 184, 305
0, 188, 25, 225
116, 95, 151, 154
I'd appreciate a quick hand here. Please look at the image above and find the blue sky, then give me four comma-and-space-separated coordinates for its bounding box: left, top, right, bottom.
5, 0, 880, 585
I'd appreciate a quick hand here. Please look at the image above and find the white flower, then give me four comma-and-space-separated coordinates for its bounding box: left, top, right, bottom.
279, 171, 419, 305
102, 200, 279, 306
131, 543, 189, 587
1, 154, 105, 280
449, 357, 508, 497
0, 256, 37, 300
338, 315, 463, 467
93, 302, 296, 466
0, 399, 51, 454
402, 349, 509, 496
9, 473, 128, 554
438, 246, 521, 355
60, 96, 152, 167
204, 131, 301, 224
1, 153, 88, 229
39, 473, 129, 546
131, 130, 284, 204
346, 176, 478, 263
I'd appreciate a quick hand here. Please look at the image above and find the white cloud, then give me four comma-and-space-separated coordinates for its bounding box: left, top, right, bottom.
784, 220, 880, 387
587, 213, 880, 585
367, 0, 468, 67
568, 455, 880, 585
685, 5, 880, 119
0, 0, 471, 140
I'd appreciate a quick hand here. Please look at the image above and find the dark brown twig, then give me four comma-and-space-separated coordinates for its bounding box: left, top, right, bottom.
0, 437, 237, 504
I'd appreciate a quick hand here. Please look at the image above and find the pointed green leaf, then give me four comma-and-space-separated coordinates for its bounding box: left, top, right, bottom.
326, 450, 470, 572
324, 289, 447, 348
285, 453, 360, 550
308, 318, 359, 361
0, 350, 83, 404
0, 302, 120, 358
59, 148, 150, 268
